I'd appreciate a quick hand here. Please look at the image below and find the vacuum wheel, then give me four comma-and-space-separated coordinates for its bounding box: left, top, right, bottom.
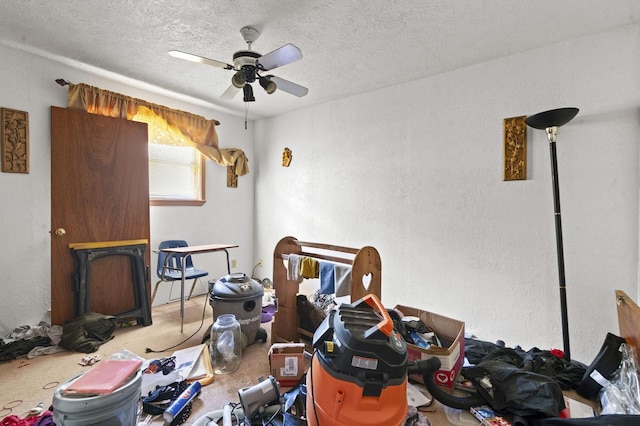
255, 328, 268, 343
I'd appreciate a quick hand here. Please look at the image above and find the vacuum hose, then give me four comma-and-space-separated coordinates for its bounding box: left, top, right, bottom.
408, 358, 487, 410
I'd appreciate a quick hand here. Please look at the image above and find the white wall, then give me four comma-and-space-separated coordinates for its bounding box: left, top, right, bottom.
254, 25, 640, 364
0, 44, 255, 333
2, 25, 640, 366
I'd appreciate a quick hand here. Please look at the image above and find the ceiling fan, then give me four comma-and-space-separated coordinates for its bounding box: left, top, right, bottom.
169, 26, 308, 103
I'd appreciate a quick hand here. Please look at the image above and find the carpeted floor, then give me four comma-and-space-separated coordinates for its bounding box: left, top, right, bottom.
0, 295, 275, 425
0, 295, 460, 425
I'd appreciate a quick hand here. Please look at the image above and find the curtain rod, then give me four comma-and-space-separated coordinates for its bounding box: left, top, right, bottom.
55, 79, 70, 86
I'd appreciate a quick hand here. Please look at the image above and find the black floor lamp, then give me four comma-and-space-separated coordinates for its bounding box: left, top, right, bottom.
525, 107, 579, 362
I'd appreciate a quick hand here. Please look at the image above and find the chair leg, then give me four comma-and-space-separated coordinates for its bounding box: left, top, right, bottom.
151, 280, 162, 304
187, 278, 199, 300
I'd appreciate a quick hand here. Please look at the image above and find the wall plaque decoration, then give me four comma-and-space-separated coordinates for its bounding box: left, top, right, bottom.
227, 166, 238, 188
282, 147, 292, 167
2, 108, 29, 173
503, 115, 526, 181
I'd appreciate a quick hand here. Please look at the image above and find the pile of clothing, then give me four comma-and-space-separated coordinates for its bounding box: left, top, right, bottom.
0, 323, 63, 361
1, 312, 117, 361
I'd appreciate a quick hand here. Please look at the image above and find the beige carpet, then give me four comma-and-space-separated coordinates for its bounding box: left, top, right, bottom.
0, 295, 458, 425
0, 295, 275, 425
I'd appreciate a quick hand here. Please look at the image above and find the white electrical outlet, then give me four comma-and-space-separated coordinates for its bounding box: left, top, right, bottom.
231, 259, 237, 268
257, 259, 263, 267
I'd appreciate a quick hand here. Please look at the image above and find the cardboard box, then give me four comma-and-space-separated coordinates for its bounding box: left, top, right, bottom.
559, 396, 596, 418
395, 305, 465, 388
269, 343, 306, 387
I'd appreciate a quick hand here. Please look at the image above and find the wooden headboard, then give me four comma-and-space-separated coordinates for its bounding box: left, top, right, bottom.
616, 290, 640, 356
270, 236, 382, 343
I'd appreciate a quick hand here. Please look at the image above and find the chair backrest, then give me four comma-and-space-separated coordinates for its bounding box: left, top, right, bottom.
156, 240, 195, 278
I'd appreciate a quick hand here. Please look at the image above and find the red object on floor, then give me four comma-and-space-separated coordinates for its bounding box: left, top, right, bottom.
550, 349, 564, 358
1, 411, 53, 426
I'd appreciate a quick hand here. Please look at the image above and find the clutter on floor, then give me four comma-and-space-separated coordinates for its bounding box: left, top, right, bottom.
0, 323, 63, 362
3, 287, 640, 425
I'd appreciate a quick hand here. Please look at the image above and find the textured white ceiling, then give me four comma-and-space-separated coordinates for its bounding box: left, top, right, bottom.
1, 0, 639, 119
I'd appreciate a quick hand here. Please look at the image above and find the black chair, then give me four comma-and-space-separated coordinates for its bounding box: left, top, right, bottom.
152, 240, 209, 303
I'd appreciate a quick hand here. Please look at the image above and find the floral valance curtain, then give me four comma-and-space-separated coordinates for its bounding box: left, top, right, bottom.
66, 83, 249, 178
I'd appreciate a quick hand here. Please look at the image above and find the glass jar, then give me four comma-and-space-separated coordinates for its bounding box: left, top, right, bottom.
210, 313, 242, 374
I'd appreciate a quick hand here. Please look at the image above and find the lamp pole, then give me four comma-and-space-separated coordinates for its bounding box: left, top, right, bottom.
525, 107, 579, 361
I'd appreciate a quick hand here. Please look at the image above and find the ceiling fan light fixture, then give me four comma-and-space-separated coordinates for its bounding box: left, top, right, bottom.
243, 84, 255, 102
259, 76, 277, 94
232, 71, 246, 88
170, 26, 307, 107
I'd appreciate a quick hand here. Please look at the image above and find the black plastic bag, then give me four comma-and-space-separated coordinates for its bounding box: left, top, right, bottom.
281, 374, 309, 426
464, 357, 566, 418
296, 295, 325, 336
464, 338, 505, 364
521, 347, 587, 390
465, 339, 587, 391
535, 414, 640, 425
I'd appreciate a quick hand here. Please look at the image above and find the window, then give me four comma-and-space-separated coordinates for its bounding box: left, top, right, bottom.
149, 144, 205, 206
66, 83, 245, 198
133, 109, 206, 206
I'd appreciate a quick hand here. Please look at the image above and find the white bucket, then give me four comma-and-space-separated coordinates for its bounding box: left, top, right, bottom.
53, 370, 142, 425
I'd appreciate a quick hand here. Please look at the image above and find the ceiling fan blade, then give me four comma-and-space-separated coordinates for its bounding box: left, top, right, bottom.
257, 44, 302, 71
220, 84, 240, 99
169, 50, 233, 69
271, 76, 308, 97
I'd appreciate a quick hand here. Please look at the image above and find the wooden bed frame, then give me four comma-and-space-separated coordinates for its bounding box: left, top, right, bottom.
270, 236, 382, 343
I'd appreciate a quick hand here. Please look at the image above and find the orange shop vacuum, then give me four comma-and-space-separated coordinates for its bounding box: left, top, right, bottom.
305, 294, 438, 426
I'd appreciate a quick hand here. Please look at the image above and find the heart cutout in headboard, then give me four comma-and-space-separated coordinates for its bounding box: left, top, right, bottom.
362, 273, 372, 291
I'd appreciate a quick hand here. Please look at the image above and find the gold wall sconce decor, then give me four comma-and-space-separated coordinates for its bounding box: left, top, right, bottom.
227, 166, 238, 188
503, 115, 526, 181
282, 147, 292, 167
1, 108, 29, 173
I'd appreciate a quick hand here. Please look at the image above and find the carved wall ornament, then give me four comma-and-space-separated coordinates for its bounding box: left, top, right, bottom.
2, 108, 29, 173
282, 147, 292, 167
503, 115, 526, 181
227, 166, 238, 188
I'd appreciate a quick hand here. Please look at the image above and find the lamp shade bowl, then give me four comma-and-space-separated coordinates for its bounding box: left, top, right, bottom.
525, 107, 579, 129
